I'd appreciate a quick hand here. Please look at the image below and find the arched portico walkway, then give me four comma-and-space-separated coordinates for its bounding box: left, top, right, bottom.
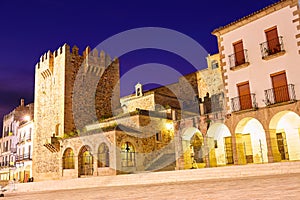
207, 123, 233, 166
182, 127, 205, 169
269, 111, 300, 161
235, 117, 268, 164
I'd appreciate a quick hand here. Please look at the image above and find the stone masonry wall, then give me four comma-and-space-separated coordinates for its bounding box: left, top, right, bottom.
33, 44, 120, 181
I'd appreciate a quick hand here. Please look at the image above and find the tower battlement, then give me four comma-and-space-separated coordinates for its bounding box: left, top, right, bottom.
33, 42, 120, 181
36, 43, 111, 77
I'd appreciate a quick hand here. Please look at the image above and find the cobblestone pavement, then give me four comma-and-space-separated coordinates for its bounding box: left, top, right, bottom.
4, 173, 300, 200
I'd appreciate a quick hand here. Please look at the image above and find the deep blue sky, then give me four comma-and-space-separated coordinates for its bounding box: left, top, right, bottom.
0, 0, 278, 124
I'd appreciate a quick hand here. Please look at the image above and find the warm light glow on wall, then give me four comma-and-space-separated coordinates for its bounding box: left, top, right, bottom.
166, 122, 173, 130
24, 115, 31, 121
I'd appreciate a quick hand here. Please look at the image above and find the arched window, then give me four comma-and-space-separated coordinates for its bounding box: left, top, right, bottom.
78, 145, 93, 176
98, 143, 109, 167
121, 142, 135, 167
63, 148, 75, 169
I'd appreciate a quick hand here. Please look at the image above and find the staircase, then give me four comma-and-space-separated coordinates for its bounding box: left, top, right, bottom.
43, 136, 60, 153
143, 142, 176, 171
145, 153, 176, 172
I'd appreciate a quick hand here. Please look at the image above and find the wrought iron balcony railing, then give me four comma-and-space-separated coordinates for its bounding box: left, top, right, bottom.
16, 153, 32, 162
2, 147, 9, 153
264, 84, 296, 105
229, 49, 249, 69
0, 161, 11, 167
3, 131, 9, 137
260, 36, 284, 59
10, 148, 17, 153
231, 93, 257, 112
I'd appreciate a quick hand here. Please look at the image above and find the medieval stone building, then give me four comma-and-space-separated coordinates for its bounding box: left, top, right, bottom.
33, 44, 120, 180
32, 39, 224, 180
28, 0, 300, 182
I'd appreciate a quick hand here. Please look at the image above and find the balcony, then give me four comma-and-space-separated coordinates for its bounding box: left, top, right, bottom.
0, 161, 13, 168
10, 148, 17, 153
229, 49, 249, 70
26, 134, 32, 141
260, 36, 285, 60
231, 93, 258, 112
264, 84, 296, 105
16, 153, 32, 162
3, 131, 9, 137
19, 137, 25, 144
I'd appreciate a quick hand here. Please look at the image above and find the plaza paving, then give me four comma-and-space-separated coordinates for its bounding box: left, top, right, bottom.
3, 173, 300, 200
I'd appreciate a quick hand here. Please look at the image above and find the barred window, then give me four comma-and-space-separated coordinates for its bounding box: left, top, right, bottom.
98, 143, 109, 168
63, 148, 75, 169
121, 142, 135, 167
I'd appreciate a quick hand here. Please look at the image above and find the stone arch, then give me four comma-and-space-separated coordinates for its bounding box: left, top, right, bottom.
207, 123, 233, 166
119, 137, 138, 153
181, 127, 205, 169
269, 111, 300, 161
235, 117, 268, 164
78, 145, 93, 176
62, 148, 75, 169
75, 140, 95, 156
97, 142, 110, 168
181, 127, 202, 141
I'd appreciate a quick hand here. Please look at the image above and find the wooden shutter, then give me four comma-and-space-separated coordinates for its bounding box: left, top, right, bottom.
237, 82, 252, 110
233, 40, 245, 65
265, 27, 280, 53
271, 71, 289, 103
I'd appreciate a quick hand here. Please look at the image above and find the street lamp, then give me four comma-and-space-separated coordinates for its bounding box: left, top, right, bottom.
205, 114, 211, 168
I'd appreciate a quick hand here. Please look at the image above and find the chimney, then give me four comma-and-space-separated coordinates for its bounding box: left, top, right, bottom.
20, 98, 24, 107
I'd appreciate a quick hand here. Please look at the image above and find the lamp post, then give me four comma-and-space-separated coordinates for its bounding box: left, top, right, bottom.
205, 114, 211, 168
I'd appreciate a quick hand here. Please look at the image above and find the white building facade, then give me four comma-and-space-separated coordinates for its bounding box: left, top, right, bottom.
15, 120, 34, 182
0, 100, 34, 181
212, 0, 300, 165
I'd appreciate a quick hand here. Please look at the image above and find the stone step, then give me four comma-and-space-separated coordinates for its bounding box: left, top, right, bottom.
8, 161, 300, 193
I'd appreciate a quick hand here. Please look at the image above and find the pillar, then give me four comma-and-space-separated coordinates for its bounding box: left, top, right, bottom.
268, 129, 281, 162
235, 133, 246, 165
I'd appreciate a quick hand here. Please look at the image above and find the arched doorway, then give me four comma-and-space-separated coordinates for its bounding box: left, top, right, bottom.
98, 143, 110, 168
24, 165, 31, 183
78, 145, 93, 176
63, 148, 75, 169
269, 111, 300, 161
235, 118, 268, 164
182, 127, 205, 169
207, 123, 233, 166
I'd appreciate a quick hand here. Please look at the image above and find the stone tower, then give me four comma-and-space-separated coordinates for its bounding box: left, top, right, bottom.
33, 44, 120, 181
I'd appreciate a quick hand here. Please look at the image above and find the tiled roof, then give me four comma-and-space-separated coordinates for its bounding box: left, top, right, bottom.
212, 0, 287, 34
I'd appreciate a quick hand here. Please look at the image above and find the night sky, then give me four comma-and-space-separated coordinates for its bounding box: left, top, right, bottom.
0, 0, 278, 124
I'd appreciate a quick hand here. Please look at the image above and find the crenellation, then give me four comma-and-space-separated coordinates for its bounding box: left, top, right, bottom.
63, 43, 71, 54
82, 46, 91, 58
71, 45, 79, 55
92, 48, 98, 57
